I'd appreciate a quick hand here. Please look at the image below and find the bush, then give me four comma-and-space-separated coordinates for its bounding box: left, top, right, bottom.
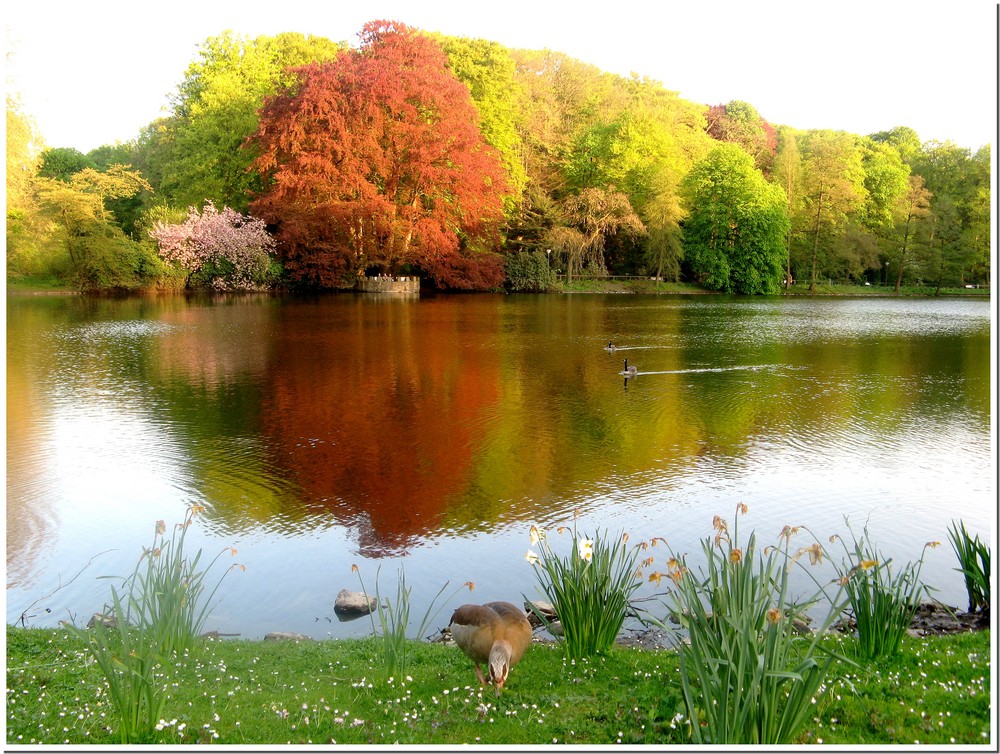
504, 251, 556, 292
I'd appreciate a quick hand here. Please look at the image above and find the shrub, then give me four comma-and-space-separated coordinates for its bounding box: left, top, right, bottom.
504, 251, 556, 292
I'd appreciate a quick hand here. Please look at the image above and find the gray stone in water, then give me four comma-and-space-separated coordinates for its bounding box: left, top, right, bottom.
524, 599, 557, 627
87, 612, 118, 629
264, 632, 313, 642
334, 589, 378, 620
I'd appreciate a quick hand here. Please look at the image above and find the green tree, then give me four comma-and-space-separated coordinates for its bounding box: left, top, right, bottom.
913, 141, 991, 286
435, 34, 526, 213
797, 130, 867, 290
890, 175, 932, 293
150, 31, 341, 211
705, 100, 778, 173
35, 165, 161, 291
771, 127, 803, 287
681, 144, 789, 294
37, 147, 97, 181
870, 126, 922, 167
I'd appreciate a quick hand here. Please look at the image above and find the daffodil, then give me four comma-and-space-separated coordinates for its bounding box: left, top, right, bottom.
525, 550, 540, 565
579, 538, 594, 562
529, 525, 542, 546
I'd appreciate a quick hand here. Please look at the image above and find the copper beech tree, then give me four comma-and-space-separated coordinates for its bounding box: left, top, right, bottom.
250, 20, 510, 289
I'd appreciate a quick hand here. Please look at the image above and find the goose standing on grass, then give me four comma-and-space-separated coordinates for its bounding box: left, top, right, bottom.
449, 601, 532, 694
622, 358, 638, 377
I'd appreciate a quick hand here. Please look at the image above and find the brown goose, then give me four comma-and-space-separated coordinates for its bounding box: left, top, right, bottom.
448, 601, 532, 693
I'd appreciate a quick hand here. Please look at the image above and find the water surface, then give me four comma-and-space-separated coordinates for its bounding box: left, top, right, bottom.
6, 293, 993, 639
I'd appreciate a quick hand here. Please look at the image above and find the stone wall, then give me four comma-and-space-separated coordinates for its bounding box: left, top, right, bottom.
358, 276, 420, 294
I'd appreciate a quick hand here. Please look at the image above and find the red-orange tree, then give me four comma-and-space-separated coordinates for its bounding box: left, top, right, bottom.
250, 20, 510, 289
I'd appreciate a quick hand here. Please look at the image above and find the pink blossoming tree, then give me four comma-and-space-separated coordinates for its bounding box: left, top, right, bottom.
150, 201, 278, 290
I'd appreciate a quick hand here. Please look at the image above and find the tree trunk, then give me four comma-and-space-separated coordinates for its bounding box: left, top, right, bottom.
894, 213, 912, 295
809, 193, 824, 293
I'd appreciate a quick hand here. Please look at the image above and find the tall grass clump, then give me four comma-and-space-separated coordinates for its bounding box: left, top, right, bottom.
947, 519, 990, 613
352, 564, 472, 680
656, 504, 854, 745
831, 517, 936, 659
64, 505, 242, 743
525, 511, 644, 659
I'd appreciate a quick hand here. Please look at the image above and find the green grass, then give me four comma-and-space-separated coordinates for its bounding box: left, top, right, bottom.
6, 626, 990, 745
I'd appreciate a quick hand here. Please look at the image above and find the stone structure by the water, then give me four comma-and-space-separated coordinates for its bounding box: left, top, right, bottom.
358, 276, 420, 294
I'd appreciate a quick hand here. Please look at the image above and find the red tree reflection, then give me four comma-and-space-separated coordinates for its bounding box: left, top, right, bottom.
260, 298, 501, 555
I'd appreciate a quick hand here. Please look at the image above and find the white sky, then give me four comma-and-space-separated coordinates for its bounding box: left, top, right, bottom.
4, 0, 997, 155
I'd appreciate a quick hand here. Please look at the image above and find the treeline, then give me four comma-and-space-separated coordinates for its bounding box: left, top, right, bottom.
6, 21, 990, 293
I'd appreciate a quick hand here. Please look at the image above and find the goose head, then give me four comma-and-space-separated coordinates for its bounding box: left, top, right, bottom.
488, 640, 513, 693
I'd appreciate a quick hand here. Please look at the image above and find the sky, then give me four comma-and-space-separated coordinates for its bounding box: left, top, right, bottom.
4, 0, 997, 155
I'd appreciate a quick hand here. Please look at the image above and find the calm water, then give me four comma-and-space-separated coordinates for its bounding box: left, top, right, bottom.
6, 293, 994, 640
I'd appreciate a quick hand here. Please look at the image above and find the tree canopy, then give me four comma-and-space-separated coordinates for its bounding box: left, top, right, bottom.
682, 144, 789, 294
250, 20, 510, 290
8, 20, 990, 293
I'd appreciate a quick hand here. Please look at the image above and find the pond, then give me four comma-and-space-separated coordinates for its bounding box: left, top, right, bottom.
6, 292, 993, 641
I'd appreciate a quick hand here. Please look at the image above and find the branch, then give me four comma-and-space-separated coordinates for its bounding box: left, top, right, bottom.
17, 549, 115, 627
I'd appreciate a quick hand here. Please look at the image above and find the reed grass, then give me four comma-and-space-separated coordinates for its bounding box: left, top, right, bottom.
352, 564, 472, 680
832, 518, 936, 659
62, 505, 242, 743
656, 505, 853, 745
525, 514, 644, 659
947, 519, 990, 613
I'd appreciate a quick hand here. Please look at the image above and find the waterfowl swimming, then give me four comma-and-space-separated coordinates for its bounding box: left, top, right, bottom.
449, 601, 532, 694
622, 358, 638, 377
605, 341, 616, 351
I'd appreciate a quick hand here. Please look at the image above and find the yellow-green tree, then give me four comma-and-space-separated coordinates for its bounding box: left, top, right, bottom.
145, 31, 341, 212
35, 165, 161, 291
797, 130, 867, 290
6, 95, 44, 277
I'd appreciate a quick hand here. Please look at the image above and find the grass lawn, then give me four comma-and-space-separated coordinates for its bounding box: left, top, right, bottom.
5, 625, 991, 746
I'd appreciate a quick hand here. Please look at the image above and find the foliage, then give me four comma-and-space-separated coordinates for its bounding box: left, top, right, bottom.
831, 518, 936, 660
34, 165, 160, 291
37, 147, 97, 181
149, 200, 278, 290
251, 20, 510, 290
62, 506, 242, 742
681, 144, 789, 294
351, 565, 472, 680
525, 514, 644, 659
545, 188, 645, 283
947, 520, 990, 613
705, 100, 778, 173
503, 250, 556, 291
434, 33, 526, 212
147, 31, 341, 212
6, 95, 46, 277
795, 130, 867, 290
657, 505, 853, 745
